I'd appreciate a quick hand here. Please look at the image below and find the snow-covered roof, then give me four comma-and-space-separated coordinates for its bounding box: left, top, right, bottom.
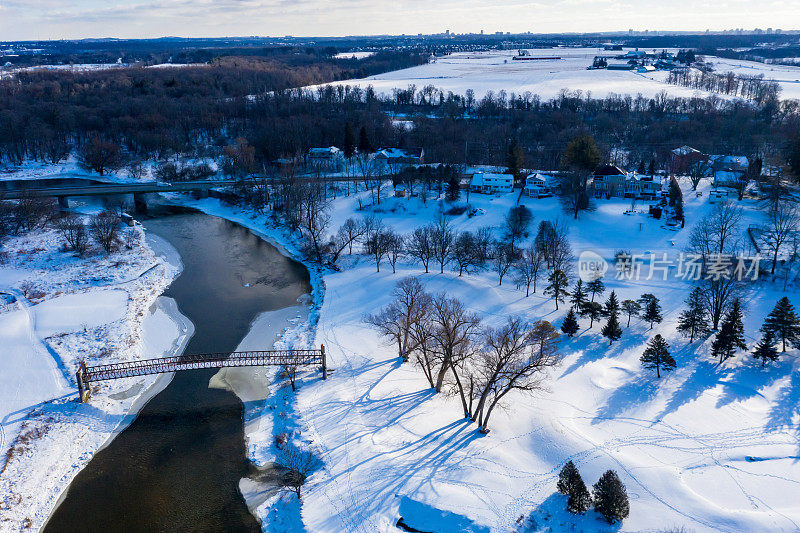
308, 146, 341, 157
525, 173, 553, 186
671, 145, 701, 155
708, 155, 749, 168
471, 173, 514, 186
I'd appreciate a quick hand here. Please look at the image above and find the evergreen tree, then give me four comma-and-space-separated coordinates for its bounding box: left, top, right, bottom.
752, 330, 779, 367
583, 301, 603, 329
762, 297, 800, 352
710, 298, 747, 364
358, 125, 371, 153
621, 299, 641, 327
557, 461, 591, 515
557, 460, 580, 494
586, 277, 605, 302
637, 160, 646, 174
604, 290, 620, 316
343, 122, 355, 158
445, 173, 461, 202
561, 308, 580, 337
593, 470, 630, 524
641, 294, 663, 329
544, 269, 570, 310
676, 287, 710, 342
506, 138, 524, 183
640, 334, 675, 378
601, 311, 623, 345
570, 279, 587, 312
648, 158, 657, 175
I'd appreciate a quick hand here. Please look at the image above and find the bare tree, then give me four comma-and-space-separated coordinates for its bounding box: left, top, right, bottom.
473, 318, 561, 432
452, 231, 478, 276
429, 293, 482, 418
515, 246, 545, 296
493, 242, 516, 285
689, 201, 742, 257
431, 214, 454, 273
407, 225, 434, 273
762, 200, 800, 274
366, 277, 431, 363
278, 444, 316, 499
386, 230, 405, 274
503, 206, 533, 250
56, 215, 89, 256
368, 229, 393, 272
89, 211, 120, 253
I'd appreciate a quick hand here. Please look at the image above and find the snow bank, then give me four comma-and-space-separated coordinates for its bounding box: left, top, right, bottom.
0, 224, 191, 531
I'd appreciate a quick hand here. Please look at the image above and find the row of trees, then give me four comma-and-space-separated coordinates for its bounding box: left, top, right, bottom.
365, 277, 562, 432
557, 461, 630, 524
666, 69, 781, 104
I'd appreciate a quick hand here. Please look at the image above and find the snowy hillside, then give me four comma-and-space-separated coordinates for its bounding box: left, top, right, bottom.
188, 177, 800, 532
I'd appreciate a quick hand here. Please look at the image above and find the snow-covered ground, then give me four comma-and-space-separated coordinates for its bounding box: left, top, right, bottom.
0, 220, 191, 531
317, 47, 800, 101
181, 176, 800, 532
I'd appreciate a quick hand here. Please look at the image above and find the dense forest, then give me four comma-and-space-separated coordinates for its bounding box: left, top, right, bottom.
1, 46, 800, 175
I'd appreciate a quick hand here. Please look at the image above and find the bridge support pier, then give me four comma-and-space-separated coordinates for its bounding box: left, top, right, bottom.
133, 192, 148, 214
192, 189, 210, 200
321, 344, 327, 380
58, 196, 70, 210
76, 362, 90, 403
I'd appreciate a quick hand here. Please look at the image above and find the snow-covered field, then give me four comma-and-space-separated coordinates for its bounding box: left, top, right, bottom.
0, 220, 191, 531
318, 47, 800, 101
184, 177, 800, 532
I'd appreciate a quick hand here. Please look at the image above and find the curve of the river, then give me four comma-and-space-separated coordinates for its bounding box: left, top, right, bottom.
44, 208, 312, 532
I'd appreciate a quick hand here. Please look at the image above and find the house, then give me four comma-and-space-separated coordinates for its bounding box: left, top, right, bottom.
589, 165, 628, 198
523, 173, 554, 198
374, 147, 424, 167
707, 155, 749, 188
624, 174, 662, 200
307, 146, 344, 171
671, 145, 705, 174
470, 173, 514, 194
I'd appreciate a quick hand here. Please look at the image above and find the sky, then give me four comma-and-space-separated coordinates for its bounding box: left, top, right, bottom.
1, 0, 799, 41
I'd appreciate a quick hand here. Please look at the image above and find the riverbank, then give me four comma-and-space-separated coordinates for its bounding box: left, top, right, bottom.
0, 224, 192, 532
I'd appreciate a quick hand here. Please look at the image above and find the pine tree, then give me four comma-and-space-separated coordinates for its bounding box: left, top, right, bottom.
621, 299, 641, 327
557, 461, 591, 515
711, 298, 747, 364
601, 311, 623, 345
593, 470, 630, 524
640, 294, 663, 329
648, 158, 657, 175
752, 330, 779, 367
604, 291, 620, 316
561, 308, 580, 337
637, 160, 646, 174
358, 125, 371, 153
506, 138, 524, 183
544, 269, 570, 310
557, 460, 580, 494
676, 287, 710, 343
586, 278, 605, 302
582, 301, 603, 328
343, 122, 355, 158
762, 297, 800, 352
640, 334, 675, 378
445, 173, 460, 202
570, 279, 587, 312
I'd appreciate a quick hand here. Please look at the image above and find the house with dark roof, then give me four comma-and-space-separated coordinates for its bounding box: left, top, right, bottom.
589, 165, 628, 198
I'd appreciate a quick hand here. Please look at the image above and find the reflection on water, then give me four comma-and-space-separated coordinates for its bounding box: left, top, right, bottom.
44, 210, 311, 533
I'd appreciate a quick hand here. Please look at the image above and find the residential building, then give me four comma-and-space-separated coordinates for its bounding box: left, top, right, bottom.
523, 173, 554, 198
470, 173, 514, 194
307, 146, 344, 172
590, 165, 627, 198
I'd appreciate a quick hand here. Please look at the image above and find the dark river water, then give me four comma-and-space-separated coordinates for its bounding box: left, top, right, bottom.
44, 208, 311, 532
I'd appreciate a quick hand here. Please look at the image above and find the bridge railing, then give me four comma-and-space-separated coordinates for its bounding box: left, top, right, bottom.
76, 346, 327, 403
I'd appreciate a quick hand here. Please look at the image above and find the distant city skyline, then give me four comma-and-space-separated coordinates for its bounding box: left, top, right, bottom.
1, 0, 799, 41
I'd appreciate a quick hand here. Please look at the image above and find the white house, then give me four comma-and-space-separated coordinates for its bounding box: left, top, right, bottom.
307, 146, 344, 171
470, 173, 514, 194
523, 173, 554, 198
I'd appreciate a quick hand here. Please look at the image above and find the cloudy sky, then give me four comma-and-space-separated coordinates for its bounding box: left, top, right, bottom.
1, 0, 798, 41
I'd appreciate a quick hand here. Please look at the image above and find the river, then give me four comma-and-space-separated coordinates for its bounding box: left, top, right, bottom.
43, 207, 312, 532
